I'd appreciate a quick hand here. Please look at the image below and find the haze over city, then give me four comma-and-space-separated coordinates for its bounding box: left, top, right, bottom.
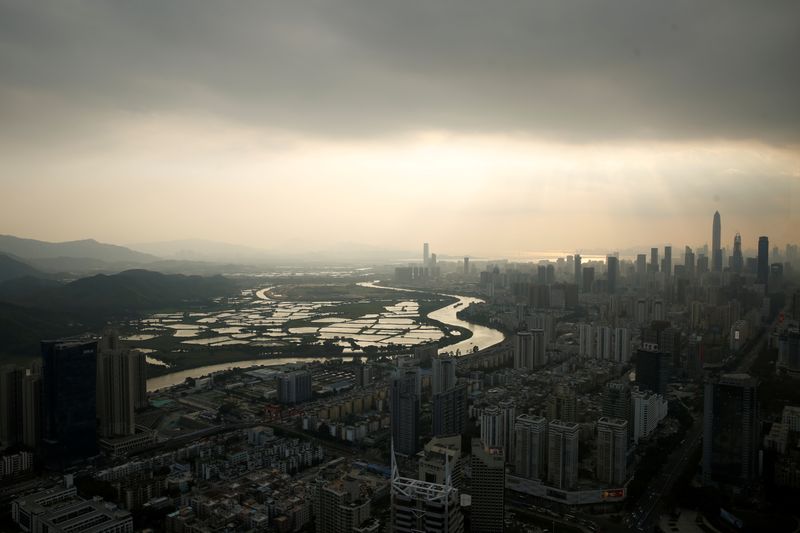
1, 1, 798, 258
1, 3, 800, 533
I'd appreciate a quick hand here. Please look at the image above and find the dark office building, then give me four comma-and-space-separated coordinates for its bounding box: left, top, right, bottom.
602, 382, 632, 426
432, 385, 468, 437
537, 265, 547, 284
41, 339, 99, 470
686, 335, 705, 378
277, 369, 312, 404
650, 247, 659, 273
703, 374, 759, 487
529, 284, 550, 309
606, 256, 619, 294
635, 345, 670, 396
636, 254, 647, 286
642, 321, 682, 368
603, 381, 633, 446
712, 211, 722, 273
696, 254, 709, 274
582, 267, 595, 293
731, 233, 744, 273
757, 236, 769, 286
684, 247, 695, 278
546, 264, 555, 285
562, 283, 579, 308
745, 257, 758, 275
470, 440, 505, 533
0, 365, 24, 447
390, 366, 421, 457
675, 278, 690, 305
770, 263, 784, 287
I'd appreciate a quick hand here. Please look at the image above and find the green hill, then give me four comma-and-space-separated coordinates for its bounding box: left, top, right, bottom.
0, 301, 87, 357
0, 269, 239, 357
1, 269, 238, 312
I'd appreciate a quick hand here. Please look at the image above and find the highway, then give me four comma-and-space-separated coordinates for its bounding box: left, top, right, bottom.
629, 419, 703, 532
506, 493, 592, 533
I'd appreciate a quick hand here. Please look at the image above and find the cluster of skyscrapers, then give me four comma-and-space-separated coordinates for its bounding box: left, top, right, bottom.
566, 211, 779, 298
1, 209, 796, 531
1, 332, 147, 471
390, 348, 468, 458
388, 350, 505, 531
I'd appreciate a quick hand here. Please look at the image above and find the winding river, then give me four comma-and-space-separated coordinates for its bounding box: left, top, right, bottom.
356, 280, 505, 355
146, 281, 504, 391
146, 356, 355, 392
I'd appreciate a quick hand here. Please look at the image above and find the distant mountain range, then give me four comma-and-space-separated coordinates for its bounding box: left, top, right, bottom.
129, 238, 416, 264
0, 234, 166, 275
0, 233, 414, 358
0, 252, 42, 282
0, 235, 416, 276
130, 239, 269, 262
0, 234, 158, 263
280, 241, 417, 264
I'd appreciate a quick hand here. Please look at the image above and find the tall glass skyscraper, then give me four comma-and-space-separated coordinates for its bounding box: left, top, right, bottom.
732, 233, 744, 273
712, 211, 722, 272
41, 339, 98, 470
390, 365, 420, 457
758, 236, 769, 286
606, 255, 619, 294
703, 374, 759, 486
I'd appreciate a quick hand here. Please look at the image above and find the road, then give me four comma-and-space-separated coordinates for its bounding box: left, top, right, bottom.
0, 475, 44, 498
630, 419, 703, 532
506, 493, 591, 533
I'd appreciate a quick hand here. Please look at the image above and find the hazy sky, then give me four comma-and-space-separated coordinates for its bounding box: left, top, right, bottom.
1, 1, 798, 258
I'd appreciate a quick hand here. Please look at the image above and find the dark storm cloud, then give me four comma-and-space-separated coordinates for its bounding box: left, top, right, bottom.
1, 0, 799, 143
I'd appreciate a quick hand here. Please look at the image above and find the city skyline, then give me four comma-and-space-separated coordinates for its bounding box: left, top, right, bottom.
1, 2, 798, 256
2, 149, 797, 259
0, 207, 796, 265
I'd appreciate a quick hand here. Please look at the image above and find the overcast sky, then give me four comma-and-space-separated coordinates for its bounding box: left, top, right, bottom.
1, 0, 798, 258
